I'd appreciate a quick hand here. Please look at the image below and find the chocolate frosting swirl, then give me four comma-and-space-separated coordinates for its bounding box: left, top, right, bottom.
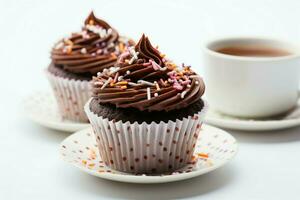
51, 12, 134, 75
92, 34, 205, 112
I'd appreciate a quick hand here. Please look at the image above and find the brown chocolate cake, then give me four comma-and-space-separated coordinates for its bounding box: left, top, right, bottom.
46, 11, 134, 122
84, 34, 207, 173
90, 97, 204, 124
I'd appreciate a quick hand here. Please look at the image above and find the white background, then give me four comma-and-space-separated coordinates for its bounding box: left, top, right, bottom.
1, 0, 300, 199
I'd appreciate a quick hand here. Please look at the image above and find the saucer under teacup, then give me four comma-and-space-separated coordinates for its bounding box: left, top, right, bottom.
23, 91, 89, 132
59, 125, 237, 184
205, 98, 300, 131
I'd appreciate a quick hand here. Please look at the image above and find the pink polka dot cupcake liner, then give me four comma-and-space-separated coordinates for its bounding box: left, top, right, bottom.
46, 71, 91, 122
84, 99, 207, 174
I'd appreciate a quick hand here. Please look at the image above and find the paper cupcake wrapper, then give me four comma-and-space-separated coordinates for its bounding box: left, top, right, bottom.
46, 71, 91, 122
84, 99, 207, 174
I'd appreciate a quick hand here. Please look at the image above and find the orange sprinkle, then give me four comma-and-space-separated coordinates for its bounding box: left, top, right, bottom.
166, 63, 176, 70
115, 81, 128, 86
89, 19, 94, 25
111, 53, 117, 59
98, 170, 105, 173
66, 46, 72, 54
160, 53, 165, 58
155, 82, 160, 91
198, 153, 209, 158
89, 149, 96, 160
64, 39, 73, 45
82, 160, 87, 165
120, 86, 127, 89
88, 163, 95, 167
119, 43, 125, 52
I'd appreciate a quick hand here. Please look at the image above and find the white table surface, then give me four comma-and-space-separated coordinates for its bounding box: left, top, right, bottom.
1, 0, 300, 199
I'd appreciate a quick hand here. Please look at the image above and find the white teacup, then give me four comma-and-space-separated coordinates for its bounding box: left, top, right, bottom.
203, 37, 300, 118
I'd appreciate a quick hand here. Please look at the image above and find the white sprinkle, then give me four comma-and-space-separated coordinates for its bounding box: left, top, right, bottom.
128, 56, 136, 64
108, 42, 115, 48
81, 48, 87, 54
117, 76, 124, 82
147, 87, 151, 100
94, 81, 103, 86
91, 53, 96, 56
85, 24, 112, 38
97, 72, 102, 76
109, 67, 120, 75
181, 91, 188, 99
102, 68, 109, 75
126, 70, 130, 75
190, 75, 199, 79
154, 93, 158, 97
160, 67, 167, 71
128, 82, 140, 87
101, 77, 112, 90
55, 42, 64, 49
195, 81, 199, 85
138, 80, 155, 86
133, 51, 139, 59
187, 84, 191, 88
129, 47, 139, 59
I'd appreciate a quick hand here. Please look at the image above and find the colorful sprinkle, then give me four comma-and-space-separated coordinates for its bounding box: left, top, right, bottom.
81, 48, 87, 54
138, 80, 155, 87
147, 87, 151, 100
181, 90, 188, 99
101, 77, 112, 90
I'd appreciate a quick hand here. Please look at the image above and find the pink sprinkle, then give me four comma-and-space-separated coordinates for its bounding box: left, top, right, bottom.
181, 80, 191, 85
160, 78, 166, 86
143, 62, 151, 66
150, 60, 161, 70
173, 82, 183, 90
96, 49, 102, 54
114, 72, 119, 83
167, 71, 176, 76
91, 53, 96, 56
119, 51, 130, 62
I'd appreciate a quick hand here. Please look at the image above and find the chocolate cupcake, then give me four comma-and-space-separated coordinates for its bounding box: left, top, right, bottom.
85, 34, 206, 173
47, 12, 134, 122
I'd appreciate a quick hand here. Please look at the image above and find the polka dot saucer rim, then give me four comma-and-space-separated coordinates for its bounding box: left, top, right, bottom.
205, 104, 300, 131
59, 124, 238, 184
23, 91, 89, 132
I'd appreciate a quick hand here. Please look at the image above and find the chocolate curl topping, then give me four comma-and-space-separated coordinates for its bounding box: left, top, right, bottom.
135, 34, 164, 67
84, 11, 111, 29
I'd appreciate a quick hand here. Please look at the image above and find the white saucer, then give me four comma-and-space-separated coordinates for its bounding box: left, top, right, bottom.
205, 102, 300, 131
23, 91, 89, 132
59, 124, 237, 184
